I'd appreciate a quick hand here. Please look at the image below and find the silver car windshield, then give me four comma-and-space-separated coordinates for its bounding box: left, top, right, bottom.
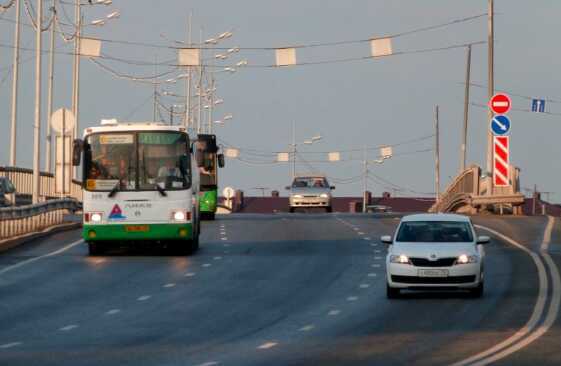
292, 177, 328, 188
396, 221, 474, 243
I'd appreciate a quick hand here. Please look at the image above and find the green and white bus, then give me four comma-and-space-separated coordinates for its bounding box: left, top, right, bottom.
194, 134, 224, 221
73, 120, 200, 255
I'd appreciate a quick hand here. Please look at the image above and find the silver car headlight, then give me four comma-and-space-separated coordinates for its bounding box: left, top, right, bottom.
293, 194, 303, 198
320, 193, 329, 198
389, 254, 412, 265
455, 254, 479, 265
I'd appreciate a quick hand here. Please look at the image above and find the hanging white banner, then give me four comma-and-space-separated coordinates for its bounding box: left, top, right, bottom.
275, 48, 296, 66
370, 38, 393, 57
178, 48, 200, 66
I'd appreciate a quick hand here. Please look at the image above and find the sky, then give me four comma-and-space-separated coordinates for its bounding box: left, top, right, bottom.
1, 1, 560, 200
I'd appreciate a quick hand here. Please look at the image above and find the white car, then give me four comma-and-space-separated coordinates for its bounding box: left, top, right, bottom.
382, 213, 489, 298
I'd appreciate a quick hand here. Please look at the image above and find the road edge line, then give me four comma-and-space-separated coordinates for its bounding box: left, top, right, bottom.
450, 224, 549, 366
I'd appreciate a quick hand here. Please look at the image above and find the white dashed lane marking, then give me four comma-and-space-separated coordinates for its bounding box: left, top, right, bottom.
368, 273, 377, 277
299, 325, 315, 332
374, 256, 383, 260
137, 295, 151, 301
213, 256, 222, 260
163, 283, 176, 288
59, 324, 78, 331
202, 263, 212, 267
364, 237, 371, 241
328, 310, 341, 316
196, 362, 220, 366
0, 342, 22, 349
106, 309, 121, 315
347, 296, 358, 301
258, 342, 278, 350
221, 238, 228, 241
357, 232, 365, 235
359, 284, 370, 288
372, 264, 381, 268
184, 272, 196, 277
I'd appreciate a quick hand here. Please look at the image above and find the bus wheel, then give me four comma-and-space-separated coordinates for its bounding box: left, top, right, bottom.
88, 242, 104, 256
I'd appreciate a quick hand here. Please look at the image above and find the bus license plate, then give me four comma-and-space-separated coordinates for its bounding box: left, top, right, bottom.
418, 269, 448, 277
125, 225, 149, 232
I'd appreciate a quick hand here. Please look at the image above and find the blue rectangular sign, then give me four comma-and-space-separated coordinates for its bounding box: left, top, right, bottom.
531, 99, 545, 113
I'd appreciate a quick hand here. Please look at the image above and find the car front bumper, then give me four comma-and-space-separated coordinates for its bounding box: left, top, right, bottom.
289, 196, 330, 207
386, 261, 482, 289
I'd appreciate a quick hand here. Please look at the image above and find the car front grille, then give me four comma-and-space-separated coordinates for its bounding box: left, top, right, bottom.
410, 257, 457, 267
391, 275, 476, 284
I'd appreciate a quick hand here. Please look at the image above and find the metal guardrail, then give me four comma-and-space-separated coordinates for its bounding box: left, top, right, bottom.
430, 165, 480, 213
0, 199, 81, 240
0, 166, 82, 202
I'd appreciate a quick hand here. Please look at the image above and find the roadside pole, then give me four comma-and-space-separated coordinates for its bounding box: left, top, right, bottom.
32, 0, 43, 204
486, 0, 495, 193
46, 10, 56, 173
362, 145, 368, 213
9, 0, 21, 167
461, 44, 471, 172
435, 105, 440, 205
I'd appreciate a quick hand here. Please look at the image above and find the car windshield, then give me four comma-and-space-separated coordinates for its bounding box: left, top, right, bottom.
292, 177, 328, 188
396, 221, 474, 243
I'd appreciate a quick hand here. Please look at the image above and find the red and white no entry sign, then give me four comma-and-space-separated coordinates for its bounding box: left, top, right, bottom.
493, 136, 510, 187
489, 93, 512, 114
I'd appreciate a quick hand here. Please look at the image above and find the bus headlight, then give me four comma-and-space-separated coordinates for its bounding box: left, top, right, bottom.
171, 210, 190, 222
91, 213, 103, 223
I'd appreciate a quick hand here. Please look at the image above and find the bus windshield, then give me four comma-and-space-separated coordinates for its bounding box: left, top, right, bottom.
84, 131, 191, 191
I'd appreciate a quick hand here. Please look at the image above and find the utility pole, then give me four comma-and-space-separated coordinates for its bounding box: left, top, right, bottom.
197, 28, 203, 134
32, 0, 43, 203
9, 0, 21, 167
170, 105, 174, 125
486, 0, 494, 194
46, 4, 56, 173
460, 44, 471, 172
435, 105, 440, 205
71, 3, 82, 179
362, 145, 368, 213
185, 11, 192, 130
291, 120, 296, 179
152, 55, 157, 122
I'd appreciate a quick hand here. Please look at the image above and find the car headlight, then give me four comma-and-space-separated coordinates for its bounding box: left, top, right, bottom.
293, 194, 303, 198
455, 254, 479, 265
171, 210, 188, 222
389, 254, 412, 265
320, 193, 329, 198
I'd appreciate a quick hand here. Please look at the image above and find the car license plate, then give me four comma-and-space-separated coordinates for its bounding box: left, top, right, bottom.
418, 269, 448, 277
125, 225, 149, 232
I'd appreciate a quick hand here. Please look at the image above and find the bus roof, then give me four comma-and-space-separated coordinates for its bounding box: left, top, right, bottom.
83, 121, 187, 137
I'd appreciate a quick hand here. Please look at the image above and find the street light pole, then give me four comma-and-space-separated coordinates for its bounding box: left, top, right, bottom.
291, 120, 296, 179
32, 0, 43, 203
9, 0, 21, 167
185, 11, 192, 130
46, 6, 56, 172
486, 0, 495, 194
460, 44, 471, 172
197, 28, 203, 134
362, 145, 368, 213
435, 105, 440, 205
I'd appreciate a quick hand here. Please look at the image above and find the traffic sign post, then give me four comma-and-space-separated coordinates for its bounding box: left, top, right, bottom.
489, 93, 512, 114
490, 115, 511, 136
493, 136, 510, 187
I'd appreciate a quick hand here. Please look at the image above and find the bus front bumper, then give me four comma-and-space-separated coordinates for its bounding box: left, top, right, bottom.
83, 223, 193, 241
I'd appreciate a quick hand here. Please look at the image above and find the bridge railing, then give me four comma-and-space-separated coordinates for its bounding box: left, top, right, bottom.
0, 199, 81, 240
430, 165, 480, 213
0, 166, 82, 202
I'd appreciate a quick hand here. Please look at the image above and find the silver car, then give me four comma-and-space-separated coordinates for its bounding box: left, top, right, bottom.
286, 175, 335, 213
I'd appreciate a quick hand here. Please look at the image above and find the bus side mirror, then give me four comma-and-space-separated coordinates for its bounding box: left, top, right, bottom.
179, 154, 189, 176
72, 139, 83, 166
195, 150, 204, 168
217, 154, 225, 168
330, 186, 336, 190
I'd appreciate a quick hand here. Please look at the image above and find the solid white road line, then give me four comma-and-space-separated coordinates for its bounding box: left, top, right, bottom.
0, 239, 84, 275
137, 295, 151, 301
452, 222, 554, 366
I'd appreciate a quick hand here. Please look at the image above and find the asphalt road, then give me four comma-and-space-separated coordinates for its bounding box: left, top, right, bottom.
0, 213, 558, 366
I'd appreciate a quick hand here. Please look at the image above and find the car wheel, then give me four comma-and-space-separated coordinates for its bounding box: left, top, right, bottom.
326, 206, 332, 213
470, 282, 484, 298
88, 241, 104, 256
289, 207, 295, 213
386, 284, 400, 299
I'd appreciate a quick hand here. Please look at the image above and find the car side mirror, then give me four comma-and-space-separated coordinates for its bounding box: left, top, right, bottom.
72, 139, 83, 166
477, 235, 490, 244
330, 186, 336, 190
381, 235, 393, 244
179, 154, 189, 176
217, 154, 225, 168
